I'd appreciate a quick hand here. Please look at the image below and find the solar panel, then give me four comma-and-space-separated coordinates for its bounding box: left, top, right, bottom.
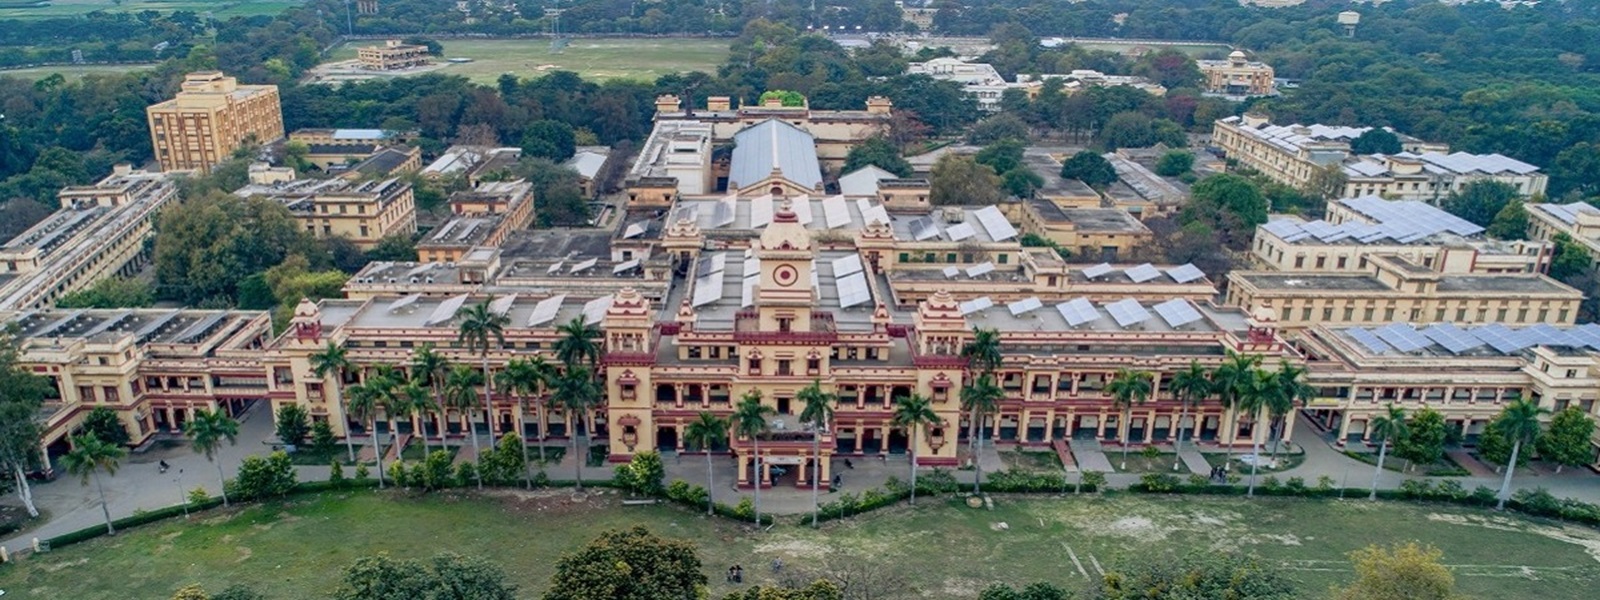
751, 195, 775, 228
832, 254, 864, 277
612, 258, 642, 274
1518, 323, 1581, 348
622, 222, 647, 239
742, 256, 759, 275
713, 196, 737, 227
695, 253, 727, 277
569, 258, 599, 274
692, 270, 726, 307
546, 261, 564, 275
854, 198, 889, 226
488, 294, 518, 316
1081, 263, 1114, 279
822, 195, 850, 228
1007, 297, 1044, 316
966, 262, 996, 278
582, 296, 613, 325
943, 266, 961, 278
1372, 323, 1430, 353
959, 296, 994, 315
1261, 219, 1305, 241
1056, 298, 1100, 326
1422, 323, 1483, 354
791, 196, 813, 225
909, 216, 941, 241
1166, 263, 1204, 284
945, 222, 976, 241
837, 272, 873, 308
1105, 298, 1152, 328
388, 294, 422, 313
1346, 328, 1392, 354
1124, 263, 1160, 283
425, 294, 469, 326
404, 263, 435, 277
672, 203, 700, 224
1471, 323, 1528, 354
741, 276, 759, 308
175, 313, 229, 344
1568, 323, 1600, 351
527, 295, 566, 327
973, 206, 1018, 241
1152, 298, 1202, 328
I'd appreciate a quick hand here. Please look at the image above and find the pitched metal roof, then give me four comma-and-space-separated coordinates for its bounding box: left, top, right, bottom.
728, 119, 822, 191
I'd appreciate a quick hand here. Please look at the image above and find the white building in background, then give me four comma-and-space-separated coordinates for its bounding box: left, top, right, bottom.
906, 58, 1024, 112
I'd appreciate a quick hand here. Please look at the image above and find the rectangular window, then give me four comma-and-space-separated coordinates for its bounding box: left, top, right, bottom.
777, 360, 793, 376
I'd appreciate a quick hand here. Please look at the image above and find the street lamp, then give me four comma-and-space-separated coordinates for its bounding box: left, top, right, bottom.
176, 468, 188, 519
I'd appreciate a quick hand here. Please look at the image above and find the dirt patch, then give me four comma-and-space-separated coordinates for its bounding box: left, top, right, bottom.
43, 557, 89, 572
235, 546, 253, 563
1428, 512, 1600, 564
753, 539, 832, 560
482, 488, 620, 518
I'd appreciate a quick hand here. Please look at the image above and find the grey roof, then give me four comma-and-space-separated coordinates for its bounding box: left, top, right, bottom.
839, 165, 895, 196
728, 119, 822, 191
564, 148, 610, 179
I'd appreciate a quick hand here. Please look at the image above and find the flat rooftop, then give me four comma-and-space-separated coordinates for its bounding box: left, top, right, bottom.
6, 308, 259, 348
354, 261, 470, 286
1233, 272, 1393, 292
665, 249, 891, 333
1434, 275, 1573, 294
330, 294, 601, 331
501, 229, 615, 262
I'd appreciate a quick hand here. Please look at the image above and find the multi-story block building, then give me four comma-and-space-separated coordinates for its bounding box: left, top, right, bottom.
1225, 253, 1581, 331
233, 177, 416, 249
649, 94, 890, 170
0, 166, 178, 309
1252, 195, 1551, 275
1342, 151, 1546, 202
146, 71, 284, 172
417, 181, 535, 262
1195, 50, 1275, 97
1522, 202, 1600, 270
357, 40, 431, 71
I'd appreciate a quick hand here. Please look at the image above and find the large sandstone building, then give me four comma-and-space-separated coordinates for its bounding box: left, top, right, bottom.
146, 71, 284, 172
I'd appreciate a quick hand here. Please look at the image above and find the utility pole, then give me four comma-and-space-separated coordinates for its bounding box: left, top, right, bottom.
344, 0, 354, 36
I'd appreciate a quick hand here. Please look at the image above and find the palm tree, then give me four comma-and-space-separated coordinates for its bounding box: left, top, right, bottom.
554, 316, 602, 373
497, 357, 548, 488
1212, 351, 1261, 470
309, 341, 356, 463
960, 373, 1003, 494
443, 365, 485, 487
399, 381, 436, 456
457, 300, 509, 488
184, 408, 241, 505
797, 380, 835, 528
683, 411, 729, 517
732, 389, 774, 526
891, 393, 942, 505
1168, 361, 1212, 471
1105, 369, 1153, 470
1243, 369, 1285, 498
344, 382, 387, 489
1367, 404, 1409, 501
1494, 399, 1548, 510
1270, 362, 1314, 463
409, 343, 451, 447
61, 434, 124, 535
552, 366, 600, 490
959, 327, 1003, 375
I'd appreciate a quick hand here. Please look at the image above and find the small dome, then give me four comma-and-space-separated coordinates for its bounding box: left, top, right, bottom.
1229, 50, 1247, 61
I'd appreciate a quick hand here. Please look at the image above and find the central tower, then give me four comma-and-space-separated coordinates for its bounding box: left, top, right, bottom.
754, 202, 817, 333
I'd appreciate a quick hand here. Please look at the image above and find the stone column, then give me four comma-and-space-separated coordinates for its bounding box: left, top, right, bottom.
1282, 409, 1297, 444
1144, 409, 1156, 443
853, 425, 864, 452
737, 454, 749, 486
1335, 411, 1352, 447
760, 461, 772, 486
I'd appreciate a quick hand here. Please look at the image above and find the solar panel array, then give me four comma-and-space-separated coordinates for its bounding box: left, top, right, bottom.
695, 253, 727, 277
612, 258, 642, 274
1421, 323, 1482, 353
1345, 328, 1392, 354
1262, 196, 1485, 246
959, 296, 994, 315
945, 222, 976, 242
388, 294, 421, 313
712, 196, 737, 227
740, 276, 758, 308
622, 222, 647, 239
1152, 299, 1202, 328
1372, 322, 1430, 352
750, 195, 775, 228
488, 294, 518, 316
1166, 264, 1205, 284
692, 270, 725, 307
1081, 263, 1114, 279
909, 216, 941, 241
855, 198, 889, 226
1105, 298, 1152, 327
582, 296, 613, 325
1534, 202, 1600, 226
1341, 322, 1600, 357
1007, 297, 1044, 316
966, 262, 996, 278
973, 206, 1018, 241
791, 196, 814, 225
1124, 263, 1161, 283
837, 272, 872, 308
942, 266, 961, 278
426, 294, 469, 326
822, 195, 851, 228
527, 295, 566, 327
832, 254, 864, 277
570, 257, 599, 274
1056, 298, 1100, 326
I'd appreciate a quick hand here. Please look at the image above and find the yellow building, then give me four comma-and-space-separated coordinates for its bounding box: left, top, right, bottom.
1225, 254, 1582, 331
358, 40, 431, 71
1211, 114, 1442, 190
146, 71, 284, 172
1527, 202, 1600, 269
233, 177, 416, 249
1017, 198, 1152, 262
0, 166, 178, 309
1195, 50, 1275, 97
417, 181, 536, 263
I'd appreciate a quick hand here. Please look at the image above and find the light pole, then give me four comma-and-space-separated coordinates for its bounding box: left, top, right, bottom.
176, 469, 188, 518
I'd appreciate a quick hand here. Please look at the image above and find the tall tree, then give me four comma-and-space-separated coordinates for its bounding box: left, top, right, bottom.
1333, 542, 1462, 600
890, 393, 941, 505
1168, 361, 1212, 471
1242, 369, 1283, 497
929, 154, 1003, 206
1493, 399, 1547, 510
1350, 129, 1402, 155
274, 403, 311, 449
61, 434, 125, 535
1397, 407, 1448, 472
1537, 406, 1596, 474
1486, 199, 1529, 240
1212, 351, 1261, 469
1105, 369, 1153, 471
1059, 150, 1118, 188
1268, 362, 1312, 463
409, 343, 451, 449
1367, 404, 1408, 501
1443, 180, 1518, 228
497, 357, 549, 487
458, 300, 509, 490
542, 527, 705, 600
185, 408, 241, 506
554, 316, 602, 373
796, 380, 835, 528
732, 389, 774, 526
682, 412, 728, 517
310, 341, 357, 463
960, 327, 1003, 493
552, 366, 600, 490
842, 136, 912, 177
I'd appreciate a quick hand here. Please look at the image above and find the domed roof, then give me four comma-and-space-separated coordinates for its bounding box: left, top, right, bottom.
1229, 50, 1247, 60
757, 201, 811, 252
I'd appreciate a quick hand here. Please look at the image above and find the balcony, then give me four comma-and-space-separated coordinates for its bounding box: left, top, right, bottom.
732, 309, 838, 345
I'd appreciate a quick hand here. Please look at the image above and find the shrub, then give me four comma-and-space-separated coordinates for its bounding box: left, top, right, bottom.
531, 470, 551, 488
1187, 474, 1208, 487
983, 468, 1066, 493
417, 450, 454, 491
1140, 445, 1161, 460
1139, 473, 1180, 493
310, 420, 337, 456
613, 450, 666, 497
387, 460, 410, 488
1513, 488, 1562, 515
1315, 475, 1335, 492
230, 451, 298, 501
478, 433, 526, 486
1285, 477, 1307, 494
733, 497, 755, 521
1260, 476, 1281, 491
1470, 485, 1498, 506
354, 464, 370, 482
1398, 479, 1433, 500
916, 468, 959, 495
1080, 470, 1107, 491
453, 461, 477, 487
328, 461, 345, 486
1432, 479, 1466, 501
187, 487, 211, 505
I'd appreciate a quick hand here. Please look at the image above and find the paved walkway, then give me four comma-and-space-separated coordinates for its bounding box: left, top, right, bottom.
1068, 439, 1114, 473
1175, 443, 1211, 476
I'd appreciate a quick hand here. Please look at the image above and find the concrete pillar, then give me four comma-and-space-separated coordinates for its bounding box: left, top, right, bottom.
1144, 409, 1156, 443
853, 426, 864, 452
879, 428, 890, 453
675, 384, 685, 408
737, 454, 749, 485
1336, 411, 1352, 446
1166, 410, 1179, 442
760, 461, 772, 486
675, 424, 685, 453
1282, 409, 1297, 444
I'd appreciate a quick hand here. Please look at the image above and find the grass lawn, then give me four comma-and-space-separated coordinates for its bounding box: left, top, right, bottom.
1345, 450, 1471, 477
3, 491, 1598, 599
398, 443, 459, 462
0, 0, 300, 19
320, 38, 731, 83
1000, 449, 1061, 472
1107, 451, 1188, 474
0, 64, 157, 81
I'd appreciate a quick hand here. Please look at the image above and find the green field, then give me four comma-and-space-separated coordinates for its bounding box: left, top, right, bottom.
0, 63, 155, 81
0, 0, 300, 19
322, 38, 731, 83
2, 490, 1598, 599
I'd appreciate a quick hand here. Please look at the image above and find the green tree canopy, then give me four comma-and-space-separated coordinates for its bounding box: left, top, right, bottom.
842, 137, 912, 178
1486, 199, 1529, 240
1537, 406, 1596, 473
1443, 180, 1519, 228
1154, 150, 1194, 177
930, 154, 1003, 206
758, 90, 806, 107
975, 138, 1026, 175
543, 527, 705, 600
521, 120, 578, 162
56, 277, 154, 309
77, 406, 130, 446
1086, 551, 1294, 599
1351, 129, 1403, 155
967, 113, 1031, 145
1060, 150, 1118, 188
1180, 173, 1268, 250
1397, 407, 1447, 469
1333, 543, 1463, 600
334, 552, 518, 600
153, 192, 322, 305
